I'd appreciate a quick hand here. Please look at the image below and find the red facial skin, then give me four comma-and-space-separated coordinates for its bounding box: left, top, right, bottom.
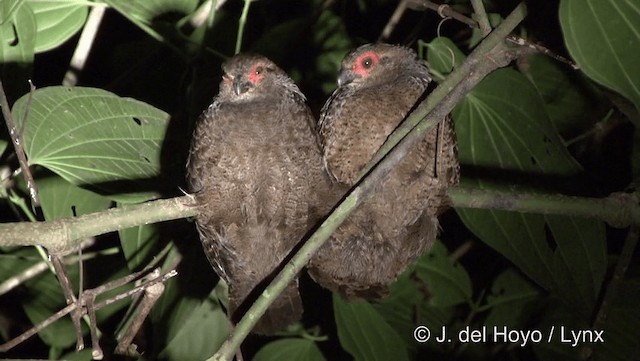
352, 51, 380, 77
247, 63, 265, 84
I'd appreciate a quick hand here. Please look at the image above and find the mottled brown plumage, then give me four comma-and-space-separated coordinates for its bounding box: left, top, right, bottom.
308, 43, 460, 299
187, 54, 333, 334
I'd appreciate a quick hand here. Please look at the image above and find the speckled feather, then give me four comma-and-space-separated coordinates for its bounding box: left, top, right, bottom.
187, 54, 335, 334
309, 43, 460, 299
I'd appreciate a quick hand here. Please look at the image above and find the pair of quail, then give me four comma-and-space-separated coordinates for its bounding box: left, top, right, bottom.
186, 43, 460, 334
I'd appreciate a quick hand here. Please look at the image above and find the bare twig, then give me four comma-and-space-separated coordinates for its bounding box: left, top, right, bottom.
406, 0, 477, 28
0, 239, 107, 296
115, 270, 165, 356
470, 0, 491, 36
506, 36, 579, 69
63, 6, 106, 86
588, 226, 638, 354
0, 268, 177, 353
407, 0, 578, 69
0, 79, 40, 206
85, 289, 104, 360
50, 254, 85, 351
379, 0, 409, 41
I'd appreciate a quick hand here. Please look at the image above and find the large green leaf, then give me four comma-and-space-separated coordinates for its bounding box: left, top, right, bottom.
156, 295, 228, 361
483, 269, 540, 330
560, 0, 640, 112
254, 338, 327, 361
0, 0, 36, 64
102, 0, 199, 41
522, 54, 599, 135
38, 175, 111, 221
150, 246, 223, 360
333, 294, 410, 361
546, 215, 606, 314
412, 242, 472, 307
27, 0, 89, 53
12, 86, 171, 203
452, 68, 606, 315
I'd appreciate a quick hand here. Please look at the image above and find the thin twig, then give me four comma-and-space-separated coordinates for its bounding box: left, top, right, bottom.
0, 268, 177, 352
406, 0, 477, 28
470, 0, 491, 36
115, 270, 165, 355
0, 241, 115, 296
50, 254, 85, 351
235, 0, 252, 54
63, 6, 106, 86
0, 79, 40, 206
210, 4, 529, 360
379, 0, 409, 41
589, 225, 638, 334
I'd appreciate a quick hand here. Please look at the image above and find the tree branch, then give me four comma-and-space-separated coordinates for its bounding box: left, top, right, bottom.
0, 196, 198, 253
450, 188, 640, 228
0, 79, 40, 206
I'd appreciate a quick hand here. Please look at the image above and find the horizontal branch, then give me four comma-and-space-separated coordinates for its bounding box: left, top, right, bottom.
1, 188, 637, 254
449, 187, 640, 228
0, 196, 198, 253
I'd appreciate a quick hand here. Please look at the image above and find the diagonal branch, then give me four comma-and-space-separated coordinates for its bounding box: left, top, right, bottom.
0, 79, 40, 206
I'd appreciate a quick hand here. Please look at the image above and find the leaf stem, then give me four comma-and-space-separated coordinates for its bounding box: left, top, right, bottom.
235, 0, 252, 54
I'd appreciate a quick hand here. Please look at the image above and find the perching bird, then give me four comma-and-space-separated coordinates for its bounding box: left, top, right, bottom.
308, 43, 460, 299
187, 54, 334, 334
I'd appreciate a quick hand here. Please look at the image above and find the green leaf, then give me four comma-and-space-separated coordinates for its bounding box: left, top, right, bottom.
22, 271, 78, 348
12, 86, 171, 203
27, 0, 89, 53
156, 295, 228, 361
484, 269, 540, 329
560, 0, 640, 112
413, 242, 472, 307
591, 280, 640, 361
118, 222, 162, 271
522, 53, 599, 134
454, 68, 581, 174
150, 245, 222, 360
254, 338, 327, 361
38, 174, 111, 221
0, 138, 7, 157
547, 215, 606, 315
426, 37, 465, 77
0, 0, 21, 22
452, 69, 573, 285
333, 294, 410, 361
313, 10, 352, 94
0, 1, 36, 64
103, 0, 199, 42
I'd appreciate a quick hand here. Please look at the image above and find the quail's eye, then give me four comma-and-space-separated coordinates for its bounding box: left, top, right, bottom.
255, 66, 264, 75
361, 57, 373, 69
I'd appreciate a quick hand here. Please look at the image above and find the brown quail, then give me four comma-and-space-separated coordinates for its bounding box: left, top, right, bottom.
308, 43, 460, 299
187, 54, 334, 334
